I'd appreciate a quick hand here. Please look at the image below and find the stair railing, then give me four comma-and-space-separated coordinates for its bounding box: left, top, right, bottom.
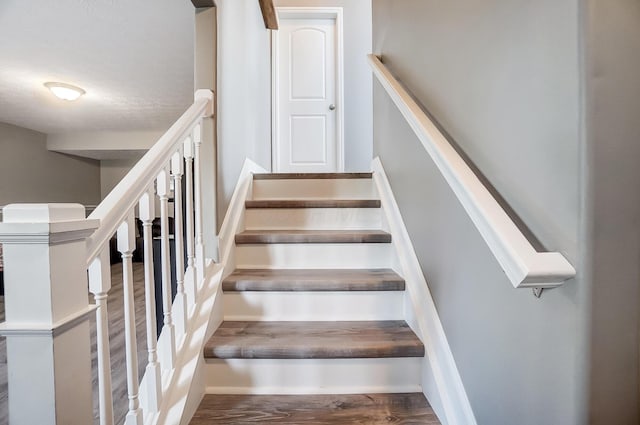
0, 89, 214, 425
368, 54, 575, 289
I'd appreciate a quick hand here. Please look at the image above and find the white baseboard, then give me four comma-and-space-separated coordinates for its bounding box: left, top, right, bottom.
204, 357, 422, 395
204, 385, 422, 395
235, 243, 394, 269
372, 157, 477, 425
223, 290, 404, 321
245, 207, 382, 230
251, 178, 377, 200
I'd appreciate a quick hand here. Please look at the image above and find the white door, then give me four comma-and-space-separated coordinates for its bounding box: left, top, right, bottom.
275, 15, 340, 173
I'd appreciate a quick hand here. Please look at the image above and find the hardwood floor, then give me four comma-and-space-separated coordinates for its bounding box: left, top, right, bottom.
190, 393, 441, 424
222, 268, 405, 292
235, 229, 392, 244
252, 172, 373, 180
245, 199, 382, 209
0, 262, 148, 425
204, 321, 425, 359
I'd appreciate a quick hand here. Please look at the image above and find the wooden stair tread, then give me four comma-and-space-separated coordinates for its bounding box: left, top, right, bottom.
223, 268, 405, 292
190, 393, 440, 424
204, 321, 424, 359
246, 199, 381, 209
253, 172, 372, 180
235, 229, 391, 244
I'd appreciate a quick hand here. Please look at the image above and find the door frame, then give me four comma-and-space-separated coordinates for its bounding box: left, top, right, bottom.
271, 7, 345, 172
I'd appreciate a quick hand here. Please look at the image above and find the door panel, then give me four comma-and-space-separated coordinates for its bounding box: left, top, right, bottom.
290, 29, 326, 100
276, 17, 337, 173
291, 115, 326, 164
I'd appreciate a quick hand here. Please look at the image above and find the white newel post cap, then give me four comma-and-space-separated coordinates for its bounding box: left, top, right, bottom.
0, 203, 99, 328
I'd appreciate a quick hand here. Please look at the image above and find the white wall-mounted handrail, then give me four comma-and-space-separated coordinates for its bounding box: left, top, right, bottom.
368, 54, 575, 288
86, 92, 212, 265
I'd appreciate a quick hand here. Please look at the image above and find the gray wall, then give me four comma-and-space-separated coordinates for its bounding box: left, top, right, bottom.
195, 6, 219, 255
0, 122, 101, 208
100, 156, 143, 200
216, 0, 272, 222
372, 1, 585, 424
582, 0, 640, 423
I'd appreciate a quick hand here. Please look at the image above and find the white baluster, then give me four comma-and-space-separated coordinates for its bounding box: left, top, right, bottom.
139, 189, 162, 412
89, 248, 115, 425
157, 167, 177, 369
171, 150, 188, 339
117, 212, 143, 425
183, 137, 197, 308
193, 122, 206, 285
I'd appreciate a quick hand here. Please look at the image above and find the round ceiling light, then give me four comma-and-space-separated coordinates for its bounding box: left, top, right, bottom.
44, 82, 86, 101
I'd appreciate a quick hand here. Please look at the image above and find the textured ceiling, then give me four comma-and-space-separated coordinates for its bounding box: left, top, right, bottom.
0, 0, 194, 134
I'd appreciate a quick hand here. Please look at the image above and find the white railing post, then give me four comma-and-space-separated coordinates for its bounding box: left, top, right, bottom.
88, 248, 115, 425
193, 122, 206, 285
171, 150, 188, 340
0, 204, 97, 425
183, 137, 198, 307
157, 167, 177, 369
138, 189, 162, 412
117, 212, 143, 425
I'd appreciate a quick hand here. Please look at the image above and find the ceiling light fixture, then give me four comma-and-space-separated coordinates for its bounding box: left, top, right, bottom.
44, 82, 86, 101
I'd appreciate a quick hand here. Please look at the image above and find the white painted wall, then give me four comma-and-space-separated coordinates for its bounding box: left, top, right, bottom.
195, 7, 219, 257
275, 0, 373, 172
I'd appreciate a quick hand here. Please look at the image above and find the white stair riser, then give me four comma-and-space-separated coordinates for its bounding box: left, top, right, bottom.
223, 291, 404, 321
204, 357, 422, 395
252, 179, 377, 199
235, 243, 394, 269
245, 208, 382, 230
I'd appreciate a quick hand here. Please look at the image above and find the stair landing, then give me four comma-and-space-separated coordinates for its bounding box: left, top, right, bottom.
190, 393, 440, 424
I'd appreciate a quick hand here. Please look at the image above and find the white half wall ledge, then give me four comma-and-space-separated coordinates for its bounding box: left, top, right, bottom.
368, 54, 576, 289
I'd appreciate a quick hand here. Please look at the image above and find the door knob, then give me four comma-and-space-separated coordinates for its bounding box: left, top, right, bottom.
329, 104, 336, 111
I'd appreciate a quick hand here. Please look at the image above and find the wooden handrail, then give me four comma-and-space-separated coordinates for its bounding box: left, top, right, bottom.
258, 0, 278, 30
86, 90, 213, 265
368, 54, 575, 289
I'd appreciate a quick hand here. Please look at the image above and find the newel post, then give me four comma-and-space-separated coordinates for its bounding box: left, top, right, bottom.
0, 204, 98, 425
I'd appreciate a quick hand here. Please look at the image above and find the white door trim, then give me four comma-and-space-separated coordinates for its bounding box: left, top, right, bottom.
271, 7, 345, 172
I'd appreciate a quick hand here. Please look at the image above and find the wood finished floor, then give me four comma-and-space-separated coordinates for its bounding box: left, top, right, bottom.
245, 199, 382, 209
252, 172, 373, 180
204, 321, 425, 359
222, 268, 405, 292
235, 229, 392, 244
0, 262, 148, 425
190, 393, 441, 424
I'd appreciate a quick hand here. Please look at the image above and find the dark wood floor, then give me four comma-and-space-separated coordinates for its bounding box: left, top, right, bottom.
235, 229, 392, 244
245, 199, 382, 209
204, 321, 425, 360
252, 172, 373, 180
0, 263, 148, 425
222, 268, 405, 292
190, 393, 441, 424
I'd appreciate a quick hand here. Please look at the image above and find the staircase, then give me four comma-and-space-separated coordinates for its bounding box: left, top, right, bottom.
190, 173, 440, 423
